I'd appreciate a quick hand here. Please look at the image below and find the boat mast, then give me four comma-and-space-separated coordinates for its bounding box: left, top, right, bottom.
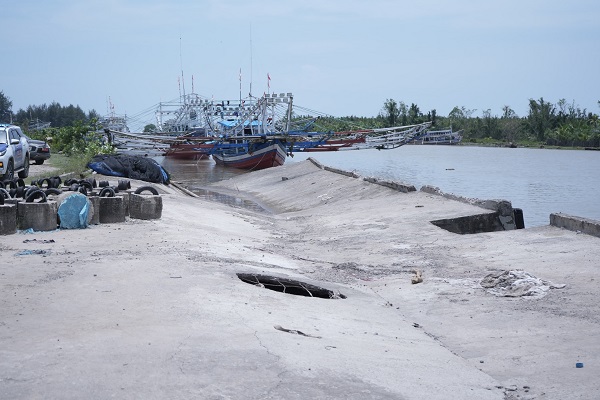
179, 37, 186, 104
286, 94, 293, 133
249, 24, 253, 97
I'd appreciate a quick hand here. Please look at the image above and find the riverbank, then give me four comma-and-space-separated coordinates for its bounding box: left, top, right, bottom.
1, 160, 598, 399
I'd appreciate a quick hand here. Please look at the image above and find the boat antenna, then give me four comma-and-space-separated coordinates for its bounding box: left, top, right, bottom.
239, 68, 242, 104
180, 36, 186, 102
249, 23, 253, 97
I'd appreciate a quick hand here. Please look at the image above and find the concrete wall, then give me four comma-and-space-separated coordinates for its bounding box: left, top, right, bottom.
550, 213, 600, 238
421, 185, 518, 231
307, 157, 417, 193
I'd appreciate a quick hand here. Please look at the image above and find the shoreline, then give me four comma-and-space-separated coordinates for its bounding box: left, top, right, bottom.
1, 160, 599, 399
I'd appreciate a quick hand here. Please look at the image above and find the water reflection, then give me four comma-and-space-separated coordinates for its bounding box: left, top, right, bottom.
161, 156, 247, 189
160, 156, 267, 213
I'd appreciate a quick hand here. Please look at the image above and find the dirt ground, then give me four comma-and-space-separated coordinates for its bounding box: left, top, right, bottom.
1, 159, 598, 399
27, 158, 60, 180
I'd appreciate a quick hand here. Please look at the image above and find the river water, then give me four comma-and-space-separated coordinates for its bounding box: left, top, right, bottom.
160, 146, 600, 228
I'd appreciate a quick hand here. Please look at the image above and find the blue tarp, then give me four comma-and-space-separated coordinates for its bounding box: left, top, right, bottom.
58, 193, 90, 229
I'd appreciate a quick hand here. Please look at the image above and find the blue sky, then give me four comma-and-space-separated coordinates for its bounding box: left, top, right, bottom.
3, 0, 599, 130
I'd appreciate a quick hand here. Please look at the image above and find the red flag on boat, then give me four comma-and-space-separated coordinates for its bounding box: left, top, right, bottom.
267, 73, 271, 89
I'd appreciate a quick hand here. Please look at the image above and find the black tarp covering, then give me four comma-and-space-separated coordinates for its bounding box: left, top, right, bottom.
87, 154, 170, 184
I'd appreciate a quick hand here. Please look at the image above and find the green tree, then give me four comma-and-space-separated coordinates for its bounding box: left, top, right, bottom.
381, 99, 400, 126
526, 97, 556, 141
144, 124, 157, 132
407, 103, 422, 124
0, 91, 13, 122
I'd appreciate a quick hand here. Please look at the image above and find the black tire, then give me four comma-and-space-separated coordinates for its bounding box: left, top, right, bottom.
13, 178, 25, 187
4, 159, 14, 181
35, 159, 45, 165
50, 176, 62, 188
118, 180, 131, 190
44, 188, 63, 196
78, 186, 88, 196
25, 190, 47, 203
14, 186, 26, 198
99, 187, 116, 197
4, 180, 17, 189
98, 181, 109, 188
134, 186, 159, 195
0, 181, 4, 189
85, 178, 97, 188
78, 180, 93, 191
18, 156, 29, 179
64, 178, 78, 186
0, 188, 10, 199
39, 178, 52, 188
25, 186, 42, 198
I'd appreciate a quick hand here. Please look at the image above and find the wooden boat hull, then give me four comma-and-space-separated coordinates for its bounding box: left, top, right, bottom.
165, 143, 213, 160
212, 141, 287, 170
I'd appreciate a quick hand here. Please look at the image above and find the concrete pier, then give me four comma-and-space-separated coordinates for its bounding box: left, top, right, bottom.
1, 160, 599, 400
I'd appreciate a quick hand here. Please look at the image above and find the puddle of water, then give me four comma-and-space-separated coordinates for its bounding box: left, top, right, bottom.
193, 189, 268, 213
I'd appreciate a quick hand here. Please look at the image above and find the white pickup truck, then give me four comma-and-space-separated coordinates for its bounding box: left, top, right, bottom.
0, 124, 30, 181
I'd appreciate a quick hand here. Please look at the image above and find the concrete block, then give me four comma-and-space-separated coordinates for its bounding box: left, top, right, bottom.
0, 204, 17, 235
99, 196, 126, 224
17, 201, 58, 232
550, 213, 600, 238
129, 194, 162, 220
88, 196, 100, 225
117, 191, 132, 216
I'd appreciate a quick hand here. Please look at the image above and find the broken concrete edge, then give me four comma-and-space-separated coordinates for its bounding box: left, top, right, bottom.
363, 177, 416, 193
307, 157, 416, 193
421, 185, 517, 230
550, 213, 600, 238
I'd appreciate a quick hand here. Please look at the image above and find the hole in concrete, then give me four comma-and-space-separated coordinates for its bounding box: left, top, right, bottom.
194, 189, 268, 213
431, 212, 506, 234
237, 273, 346, 299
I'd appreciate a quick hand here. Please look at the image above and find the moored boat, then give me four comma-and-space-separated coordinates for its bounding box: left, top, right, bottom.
413, 128, 463, 145
211, 139, 287, 170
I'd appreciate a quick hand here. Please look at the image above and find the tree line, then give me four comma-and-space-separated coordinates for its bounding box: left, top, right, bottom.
2, 90, 599, 148
307, 98, 600, 148
0, 92, 99, 129
386, 98, 600, 147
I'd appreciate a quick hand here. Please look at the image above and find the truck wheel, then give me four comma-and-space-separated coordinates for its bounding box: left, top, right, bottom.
18, 157, 30, 179
4, 160, 14, 181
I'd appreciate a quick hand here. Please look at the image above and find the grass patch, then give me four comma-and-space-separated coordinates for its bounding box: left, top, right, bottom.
28, 153, 92, 181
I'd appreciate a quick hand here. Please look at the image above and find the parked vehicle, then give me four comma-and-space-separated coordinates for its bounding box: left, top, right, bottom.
23, 133, 51, 164
0, 124, 30, 180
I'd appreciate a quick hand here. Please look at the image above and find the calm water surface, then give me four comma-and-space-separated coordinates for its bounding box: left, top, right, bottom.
161, 146, 600, 228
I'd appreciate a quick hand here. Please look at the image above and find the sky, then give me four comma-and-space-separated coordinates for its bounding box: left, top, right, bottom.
3, 0, 599, 131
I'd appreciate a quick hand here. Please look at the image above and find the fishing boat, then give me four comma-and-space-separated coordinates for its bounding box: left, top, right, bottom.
108, 87, 434, 169
212, 138, 287, 169
413, 128, 463, 145
163, 129, 214, 160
